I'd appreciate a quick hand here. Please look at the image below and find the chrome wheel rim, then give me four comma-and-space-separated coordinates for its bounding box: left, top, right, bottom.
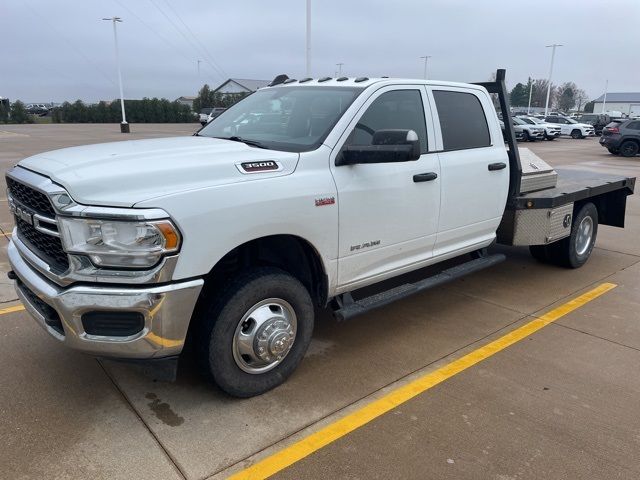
232, 298, 297, 374
575, 216, 593, 256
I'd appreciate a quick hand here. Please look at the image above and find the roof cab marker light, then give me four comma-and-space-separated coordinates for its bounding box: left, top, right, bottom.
354, 77, 369, 83
317, 77, 332, 82
336, 77, 348, 82
298, 78, 312, 83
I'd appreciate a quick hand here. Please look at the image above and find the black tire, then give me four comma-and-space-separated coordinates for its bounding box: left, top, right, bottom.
546, 135, 556, 141
619, 140, 639, 157
570, 129, 583, 139
547, 203, 598, 268
529, 245, 550, 263
607, 147, 619, 155
522, 130, 531, 142
195, 267, 314, 397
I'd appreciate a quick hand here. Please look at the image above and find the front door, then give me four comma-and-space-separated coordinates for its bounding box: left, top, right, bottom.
330, 86, 441, 290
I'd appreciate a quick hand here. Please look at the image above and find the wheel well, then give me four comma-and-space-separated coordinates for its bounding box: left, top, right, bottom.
202, 235, 328, 307
621, 137, 640, 146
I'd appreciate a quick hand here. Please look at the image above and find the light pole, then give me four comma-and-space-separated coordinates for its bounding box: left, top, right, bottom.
306, 0, 311, 77
544, 43, 562, 117
527, 78, 533, 115
102, 17, 128, 133
336, 63, 344, 77
602, 79, 608, 113
420, 55, 432, 80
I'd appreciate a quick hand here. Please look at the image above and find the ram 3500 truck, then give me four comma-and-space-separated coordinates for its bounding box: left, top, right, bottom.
6, 70, 635, 397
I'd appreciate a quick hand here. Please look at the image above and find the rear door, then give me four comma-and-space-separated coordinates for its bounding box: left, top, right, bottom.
427, 87, 509, 256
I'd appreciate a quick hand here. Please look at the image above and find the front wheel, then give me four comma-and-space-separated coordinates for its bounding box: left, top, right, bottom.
522, 131, 531, 142
547, 203, 598, 268
545, 135, 556, 141
607, 147, 619, 155
196, 268, 314, 397
570, 129, 583, 139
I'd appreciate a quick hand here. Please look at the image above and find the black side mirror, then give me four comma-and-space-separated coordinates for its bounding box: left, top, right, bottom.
336, 129, 421, 166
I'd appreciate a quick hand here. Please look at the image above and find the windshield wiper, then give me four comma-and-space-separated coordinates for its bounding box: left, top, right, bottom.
215, 136, 268, 149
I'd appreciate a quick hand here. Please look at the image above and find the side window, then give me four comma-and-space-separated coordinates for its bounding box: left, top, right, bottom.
627, 121, 640, 130
433, 90, 491, 150
346, 90, 428, 154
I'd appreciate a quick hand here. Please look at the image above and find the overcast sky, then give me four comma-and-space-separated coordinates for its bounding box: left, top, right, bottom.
3, 0, 639, 103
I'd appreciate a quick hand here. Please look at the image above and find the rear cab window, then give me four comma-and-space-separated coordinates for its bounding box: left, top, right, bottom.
432, 90, 491, 150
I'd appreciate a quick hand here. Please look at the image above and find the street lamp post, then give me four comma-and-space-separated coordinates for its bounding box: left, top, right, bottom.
527, 79, 533, 115
602, 79, 608, 113
420, 55, 431, 80
544, 43, 562, 117
336, 63, 344, 77
306, 0, 311, 77
102, 16, 129, 133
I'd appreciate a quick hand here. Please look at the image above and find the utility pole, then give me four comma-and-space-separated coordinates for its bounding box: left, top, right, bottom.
420, 55, 432, 80
336, 63, 344, 76
527, 78, 533, 115
602, 79, 608, 113
544, 44, 562, 117
103, 17, 128, 133
197, 59, 202, 77
306, 0, 311, 77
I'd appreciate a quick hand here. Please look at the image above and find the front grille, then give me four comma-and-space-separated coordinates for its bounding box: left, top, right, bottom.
6, 177, 56, 217
16, 217, 69, 273
16, 279, 64, 335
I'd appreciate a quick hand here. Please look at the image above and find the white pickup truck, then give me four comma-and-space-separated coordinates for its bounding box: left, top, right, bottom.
6, 70, 635, 397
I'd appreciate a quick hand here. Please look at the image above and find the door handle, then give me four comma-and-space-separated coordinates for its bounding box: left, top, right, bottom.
488, 162, 507, 171
413, 172, 438, 182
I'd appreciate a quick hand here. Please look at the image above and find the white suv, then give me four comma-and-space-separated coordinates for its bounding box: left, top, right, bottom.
545, 115, 595, 139
518, 116, 561, 140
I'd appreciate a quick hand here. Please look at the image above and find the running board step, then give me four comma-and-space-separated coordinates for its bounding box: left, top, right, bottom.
333, 253, 506, 321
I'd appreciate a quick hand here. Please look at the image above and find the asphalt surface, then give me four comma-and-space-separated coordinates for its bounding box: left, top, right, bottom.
0, 124, 638, 480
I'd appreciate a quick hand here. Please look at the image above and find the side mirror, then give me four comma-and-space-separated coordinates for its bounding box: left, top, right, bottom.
336, 129, 421, 166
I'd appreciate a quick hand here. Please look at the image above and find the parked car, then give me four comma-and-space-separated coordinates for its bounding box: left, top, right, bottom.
577, 113, 614, 135
512, 117, 545, 141
599, 119, 640, 157
5, 70, 635, 397
517, 116, 561, 140
545, 115, 595, 138
207, 107, 227, 123
199, 108, 214, 125
499, 120, 525, 141
25, 104, 49, 116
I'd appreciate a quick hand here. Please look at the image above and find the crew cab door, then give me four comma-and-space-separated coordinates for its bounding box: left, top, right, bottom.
330, 86, 440, 290
427, 87, 509, 255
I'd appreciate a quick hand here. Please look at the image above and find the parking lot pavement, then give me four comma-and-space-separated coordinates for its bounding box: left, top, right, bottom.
0, 126, 638, 479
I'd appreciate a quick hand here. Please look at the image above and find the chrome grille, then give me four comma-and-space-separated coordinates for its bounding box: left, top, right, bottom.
7, 176, 69, 274
16, 218, 69, 273
6, 176, 56, 217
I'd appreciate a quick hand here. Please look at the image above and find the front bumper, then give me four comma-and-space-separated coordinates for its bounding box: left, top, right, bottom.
8, 240, 204, 359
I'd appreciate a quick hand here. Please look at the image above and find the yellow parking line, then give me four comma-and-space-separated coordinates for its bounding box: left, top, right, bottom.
229, 282, 617, 480
0, 304, 25, 315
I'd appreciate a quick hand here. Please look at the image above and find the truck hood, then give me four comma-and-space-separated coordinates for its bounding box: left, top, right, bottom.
18, 136, 299, 207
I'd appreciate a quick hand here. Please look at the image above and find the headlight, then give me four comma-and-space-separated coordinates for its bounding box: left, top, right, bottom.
58, 217, 180, 268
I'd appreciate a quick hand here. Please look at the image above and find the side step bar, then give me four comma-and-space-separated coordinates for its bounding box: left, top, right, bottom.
333, 253, 505, 321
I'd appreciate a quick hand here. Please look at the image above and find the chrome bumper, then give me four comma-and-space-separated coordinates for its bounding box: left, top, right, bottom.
8, 240, 204, 359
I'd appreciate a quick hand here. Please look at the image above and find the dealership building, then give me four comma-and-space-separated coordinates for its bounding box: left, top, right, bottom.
592, 92, 640, 116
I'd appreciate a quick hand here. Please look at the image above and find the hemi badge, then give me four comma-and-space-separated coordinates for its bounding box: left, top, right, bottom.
315, 197, 335, 207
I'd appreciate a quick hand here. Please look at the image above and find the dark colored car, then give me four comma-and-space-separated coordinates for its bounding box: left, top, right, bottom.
578, 113, 612, 135
599, 120, 640, 157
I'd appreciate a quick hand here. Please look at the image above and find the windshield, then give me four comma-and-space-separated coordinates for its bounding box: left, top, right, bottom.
199, 86, 363, 152
565, 117, 577, 124
512, 117, 527, 125
527, 117, 544, 124
518, 117, 535, 125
